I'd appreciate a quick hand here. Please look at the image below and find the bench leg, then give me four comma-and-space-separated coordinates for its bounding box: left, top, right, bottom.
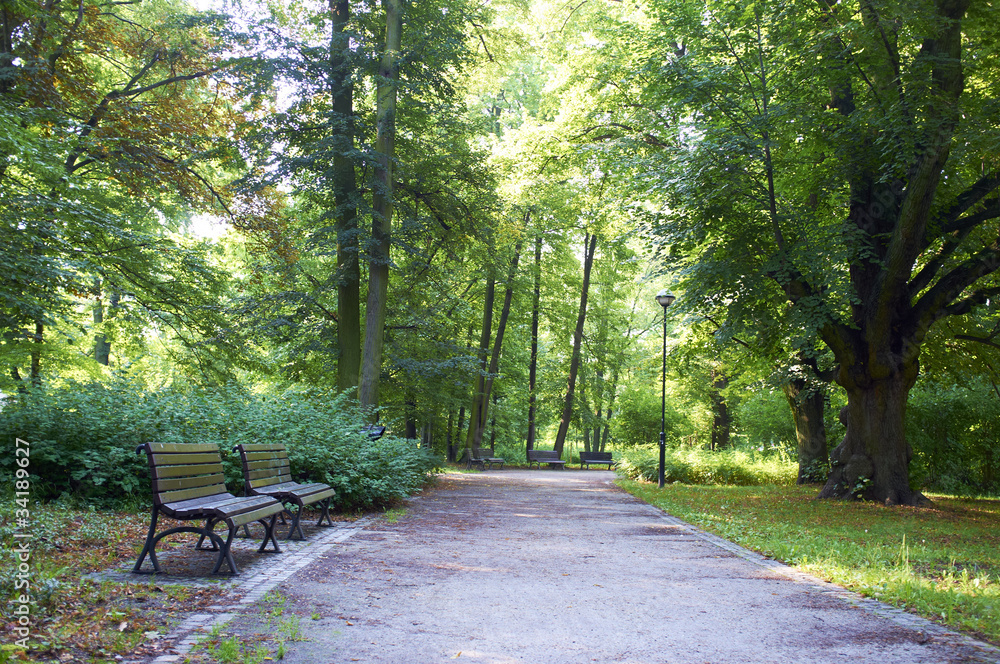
257, 513, 282, 553
134, 523, 228, 575
212, 525, 239, 575
316, 498, 333, 528
133, 506, 162, 573
285, 504, 305, 541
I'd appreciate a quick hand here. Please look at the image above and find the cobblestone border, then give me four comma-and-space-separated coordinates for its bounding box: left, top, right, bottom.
647, 504, 1000, 663
113, 516, 376, 663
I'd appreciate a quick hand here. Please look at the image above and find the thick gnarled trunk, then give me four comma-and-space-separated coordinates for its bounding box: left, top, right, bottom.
819, 362, 928, 505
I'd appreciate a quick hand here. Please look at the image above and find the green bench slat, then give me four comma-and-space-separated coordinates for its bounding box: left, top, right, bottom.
151, 452, 220, 465
153, 473, 226, 494
151, 462, 225, 480
227, 502, 286, 528
250, 474, 294, 489
246, 458, 290, 471
146, 442, 221, 454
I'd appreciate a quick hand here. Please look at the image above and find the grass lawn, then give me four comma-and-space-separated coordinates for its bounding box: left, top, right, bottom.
619, 480, 1000, 645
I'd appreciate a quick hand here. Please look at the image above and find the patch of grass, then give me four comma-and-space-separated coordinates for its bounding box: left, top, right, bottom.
618, 445, 797, 486
619, 480, 1000, 644
383, 507, 407, 524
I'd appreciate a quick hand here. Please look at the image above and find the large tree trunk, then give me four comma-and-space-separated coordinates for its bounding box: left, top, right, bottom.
358, 0, 402, 410
782, 380, 828, 484
331, 0, 361, 393
819, 361, 928, 505
553, 232, 597, 457
526, 233, 542, 460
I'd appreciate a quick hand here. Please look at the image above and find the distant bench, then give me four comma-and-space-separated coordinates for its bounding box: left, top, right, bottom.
465, 446, 506, 470
579, 451, 615, 470
527, 449, 566, 469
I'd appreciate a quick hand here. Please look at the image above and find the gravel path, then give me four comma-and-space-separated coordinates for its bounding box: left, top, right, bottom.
229, 470, 999, 663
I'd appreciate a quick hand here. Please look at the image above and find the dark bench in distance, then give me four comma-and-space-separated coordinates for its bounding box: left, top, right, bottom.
233, 442, 336, 540
473, 446, 505, 470
133, 442, 283, 576
527, 449, 567, 469
579, 451, 616, 469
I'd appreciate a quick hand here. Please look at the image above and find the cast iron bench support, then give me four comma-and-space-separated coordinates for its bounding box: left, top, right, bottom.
133, 442, 283, 576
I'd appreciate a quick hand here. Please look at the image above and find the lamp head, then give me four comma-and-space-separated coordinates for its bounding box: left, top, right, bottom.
655, 290, 676, 308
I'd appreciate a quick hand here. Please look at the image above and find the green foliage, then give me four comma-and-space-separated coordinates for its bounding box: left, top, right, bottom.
617, 445, 797, 486
907, 379, 1000, 497
612, 382, 698, 448
732, 388, 796, 452
0, 377, 436, 510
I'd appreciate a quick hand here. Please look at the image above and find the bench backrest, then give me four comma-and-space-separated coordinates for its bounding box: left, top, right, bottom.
136, 442, 230, 506
528, 450, 561, 460
233, 443, 293, 491
579, 451, 613, 461
472, 446, 496, 458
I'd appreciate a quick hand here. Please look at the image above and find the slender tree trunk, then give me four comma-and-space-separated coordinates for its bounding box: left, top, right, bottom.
30, 320, 42, 387
405, 392, 417, 439
782, 379, 829, 484
359, 0, 402, 410
710, 369, 730, 450
331, 0, 361, 393
446, 410, 456, 462
580, 381, 591, 453
470, 240, 522, 447
93, 285, 119, 366
553, 232, 597, 456
526, 233, 542, 460
465, 273, 495, 449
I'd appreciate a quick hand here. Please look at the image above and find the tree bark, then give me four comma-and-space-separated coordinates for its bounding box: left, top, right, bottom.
526, 232, 542, 460
553, 232, 597, 457
359, 0, 402, 411
470, 241, 522, 447
465, 272, 495, 449
710, 369, 730, 450
782, 379, 828, 484
331, 0, 361, 394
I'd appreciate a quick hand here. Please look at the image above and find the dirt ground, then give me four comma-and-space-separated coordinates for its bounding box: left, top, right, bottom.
222, 470, 999, 664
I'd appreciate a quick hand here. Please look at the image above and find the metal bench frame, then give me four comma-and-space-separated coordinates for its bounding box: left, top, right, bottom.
233, 443, 335, 540
133, 442, 283, 576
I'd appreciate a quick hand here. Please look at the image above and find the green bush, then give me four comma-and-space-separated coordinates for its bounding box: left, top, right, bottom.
0, 377, 437, 510
906, 379, 1000, 496
617, 444, 797, 486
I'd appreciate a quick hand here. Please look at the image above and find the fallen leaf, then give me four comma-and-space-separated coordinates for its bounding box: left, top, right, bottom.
119, 621, 128, 632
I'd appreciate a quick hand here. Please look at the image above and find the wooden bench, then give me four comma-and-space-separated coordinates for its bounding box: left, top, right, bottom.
233, 443, 336, 540
579, 451, 616, 469
527, 449, 567, 469
133, 442, 283, 576
472, 446, 505, 470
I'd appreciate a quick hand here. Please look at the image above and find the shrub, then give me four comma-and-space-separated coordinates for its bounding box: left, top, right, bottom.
0, 377, 437, 510
617, 444, 797, 486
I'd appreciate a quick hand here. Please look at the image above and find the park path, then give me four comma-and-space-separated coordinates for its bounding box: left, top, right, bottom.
230, 470, 998, 664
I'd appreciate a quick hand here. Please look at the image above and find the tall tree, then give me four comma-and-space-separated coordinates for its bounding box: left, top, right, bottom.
584, 0, 1000, 504
553, 231, 597, 456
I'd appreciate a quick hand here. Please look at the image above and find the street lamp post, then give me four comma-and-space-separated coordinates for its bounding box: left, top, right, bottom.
655, 290, 676, 488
